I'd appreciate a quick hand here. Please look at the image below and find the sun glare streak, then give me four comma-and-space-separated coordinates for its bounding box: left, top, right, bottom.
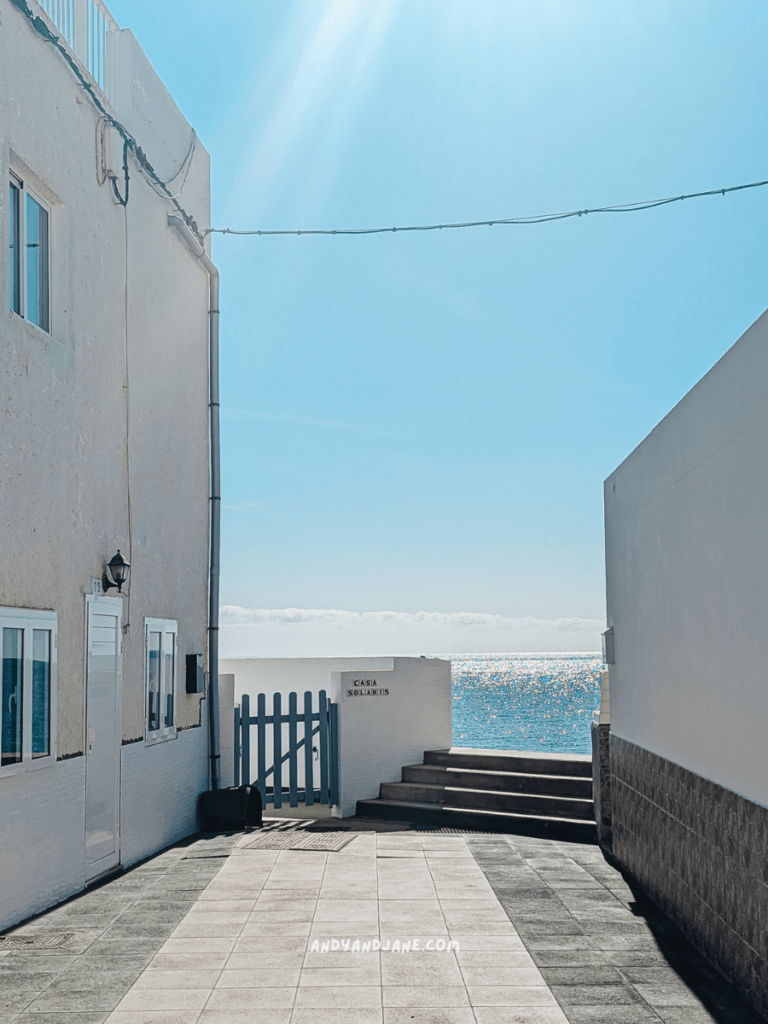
226, 0, 400, 223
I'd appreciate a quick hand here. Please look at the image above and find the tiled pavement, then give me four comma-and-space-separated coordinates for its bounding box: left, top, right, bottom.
0, 823, 763, 1024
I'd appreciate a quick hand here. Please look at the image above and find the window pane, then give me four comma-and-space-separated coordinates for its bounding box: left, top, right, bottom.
25, 193, 49, 332
2, 628, 23, 766
147, 632, 161, 732
162, 633, 175, 728
32, 630, 51, 758
8, 183, 20, 314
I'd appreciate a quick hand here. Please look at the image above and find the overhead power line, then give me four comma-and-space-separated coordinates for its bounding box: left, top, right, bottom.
207, 177, 768, 238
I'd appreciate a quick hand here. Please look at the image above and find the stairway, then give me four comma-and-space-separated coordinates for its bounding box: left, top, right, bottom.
355, 747, 596, 842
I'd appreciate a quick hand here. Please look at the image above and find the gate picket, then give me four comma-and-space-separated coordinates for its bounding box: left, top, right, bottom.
318, 689, 329, 804
241, 694, 250, 789
256, 692, 266, 803
273, 692, 283, 808
303, 690, 314, 806
288, 691, 298, 807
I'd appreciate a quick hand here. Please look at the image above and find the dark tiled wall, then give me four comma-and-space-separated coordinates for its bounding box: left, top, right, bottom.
591, 721, 612, 847
611, 734, 768, 1020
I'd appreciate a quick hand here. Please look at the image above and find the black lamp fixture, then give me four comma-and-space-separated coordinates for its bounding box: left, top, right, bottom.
103, 550, 131, 593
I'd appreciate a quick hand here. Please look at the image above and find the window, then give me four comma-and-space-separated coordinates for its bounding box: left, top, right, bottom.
8, 173, 50, 333
1, 608, 56, 773
145, 619, 177, 741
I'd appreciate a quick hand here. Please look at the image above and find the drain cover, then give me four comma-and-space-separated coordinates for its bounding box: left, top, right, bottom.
245, 832, 356, 852
0, 933, 73, 950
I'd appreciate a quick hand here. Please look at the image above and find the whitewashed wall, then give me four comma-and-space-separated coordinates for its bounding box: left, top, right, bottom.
604, 307, 768, 807
120, 724, 209, 868
0, 759, 86, 933
0, 0, 211, 929
220, 657, 452, 818
332, 658, 452, 817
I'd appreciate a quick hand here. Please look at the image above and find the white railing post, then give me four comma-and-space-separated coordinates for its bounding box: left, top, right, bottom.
72, 0, 88, 66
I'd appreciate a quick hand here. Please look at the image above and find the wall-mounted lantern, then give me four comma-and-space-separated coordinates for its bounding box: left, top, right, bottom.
103, 550, 131, 593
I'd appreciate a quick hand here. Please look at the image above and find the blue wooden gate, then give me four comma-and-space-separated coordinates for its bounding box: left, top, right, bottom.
234, 690, 339, 808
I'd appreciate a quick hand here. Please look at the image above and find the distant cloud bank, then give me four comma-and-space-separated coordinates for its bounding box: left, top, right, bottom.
220, 606, 603, 658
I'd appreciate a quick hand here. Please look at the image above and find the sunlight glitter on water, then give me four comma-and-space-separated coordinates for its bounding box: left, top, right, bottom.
449, 652, 602, 755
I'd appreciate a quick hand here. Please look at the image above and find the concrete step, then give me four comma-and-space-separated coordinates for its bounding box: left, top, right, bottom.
380, 781, 594, 821
402, 763, 593, 799
354, 797, 597, 843
425, 747, 593, 778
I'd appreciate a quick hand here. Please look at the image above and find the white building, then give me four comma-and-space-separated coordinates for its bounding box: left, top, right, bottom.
604, 308, 768, 1019
1, 0, 217, 930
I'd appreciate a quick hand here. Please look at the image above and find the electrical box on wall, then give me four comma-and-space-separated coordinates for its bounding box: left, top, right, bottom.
186, 653, 205, 693
602, 627, 615, 665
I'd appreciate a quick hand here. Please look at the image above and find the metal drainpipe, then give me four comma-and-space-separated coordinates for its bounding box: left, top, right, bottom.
168, 215, 221, 790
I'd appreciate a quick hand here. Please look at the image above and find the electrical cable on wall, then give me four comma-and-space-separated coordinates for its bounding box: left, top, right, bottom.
207, 177, 768, 239
11, 0, 203, 239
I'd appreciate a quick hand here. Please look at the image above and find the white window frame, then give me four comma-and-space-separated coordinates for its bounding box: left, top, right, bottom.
144, 618, 178, 743
0, 607, 57, 777
8, 171, 51, 334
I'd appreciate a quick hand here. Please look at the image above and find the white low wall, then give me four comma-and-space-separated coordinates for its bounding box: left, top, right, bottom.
219, 657, 452, 817
332, 658, 452, 817
120, 722, 209, 867
0, 758, 86, 933
605, 306, 768, 808
0, 726, 209, 932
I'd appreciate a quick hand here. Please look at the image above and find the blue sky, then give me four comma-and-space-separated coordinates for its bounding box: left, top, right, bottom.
110, 0, 768, 655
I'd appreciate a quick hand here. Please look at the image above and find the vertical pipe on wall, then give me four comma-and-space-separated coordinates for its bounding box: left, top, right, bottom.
166, 216, 221, 790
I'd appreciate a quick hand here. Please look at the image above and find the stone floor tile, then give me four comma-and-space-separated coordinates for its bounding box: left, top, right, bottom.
168, 920, 243, 938
299, 966, 381, 986
383, 1009, 475, 1024
185, 900, 255, 913
251, 890, 319, 903
380, 956, 463, 986
538, 965, 627, 986
456, 950, 536, 968
204, 987, 296, 1009
467, 986, 559, 1007
215, 967, 300, 987
290, 1010, 383, 1024
232, 935, 308, 954
632, 983, 711, 1007
239, 921, 312, 937
308, 923, 379, 939
382, 986, 469, 1007
559, 1007, 660, 1023
133, 969, 220, 989
12, 1013, 110, 1024
312, 902, 379, 924
0, 992, 35, 1014
447, 933, 526, 951
293, 985, 382, 1008
0, 955, 75, 972
197, 1011, 291, 1024
549, 983, 642, 1006
158, 937, 236, 954
105, 1013, 201, 1024
460, 966, 546, 986
227, 951, 305, 970
146, 953, 228, 971
472, 1009, 570, 1024
114, 989, 210, 1012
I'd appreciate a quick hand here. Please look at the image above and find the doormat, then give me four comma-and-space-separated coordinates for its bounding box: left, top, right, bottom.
244, 832, 357, 852
0, 933, 73, 950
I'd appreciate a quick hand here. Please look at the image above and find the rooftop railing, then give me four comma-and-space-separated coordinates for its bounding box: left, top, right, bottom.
36, 0, 119, 103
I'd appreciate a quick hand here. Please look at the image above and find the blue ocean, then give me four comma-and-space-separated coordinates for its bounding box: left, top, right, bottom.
449, 653, 602, 754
